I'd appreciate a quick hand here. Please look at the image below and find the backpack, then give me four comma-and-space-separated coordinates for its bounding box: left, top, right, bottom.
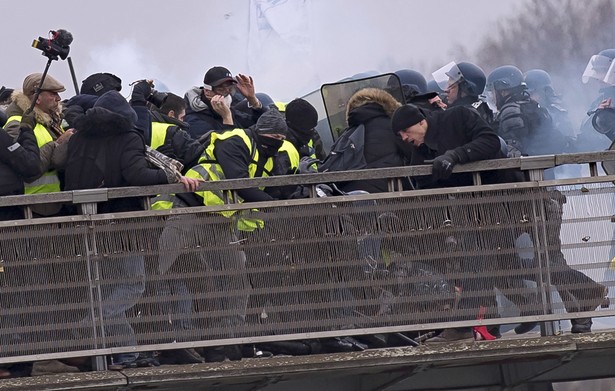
318, 124, 367, 172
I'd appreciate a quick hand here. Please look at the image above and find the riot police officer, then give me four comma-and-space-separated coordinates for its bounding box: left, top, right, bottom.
578, 49, 615, 150
433, 61, 494, 126
524, 69, 575, 140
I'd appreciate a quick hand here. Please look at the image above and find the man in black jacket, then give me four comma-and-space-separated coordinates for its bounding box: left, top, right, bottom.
391, 104, 502, 343
392, 104, 501, 188
64, 91, 199, 367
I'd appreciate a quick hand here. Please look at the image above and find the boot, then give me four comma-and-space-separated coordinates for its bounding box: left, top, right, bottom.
571, 318, 593, 333
425, 328, 474, 343
30, 360, 80, 376
580, 286, 609, 312
158, 348, 204, 365
514, 321, 539, 334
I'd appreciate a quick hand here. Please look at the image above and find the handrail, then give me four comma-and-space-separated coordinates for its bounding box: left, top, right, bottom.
0, 151, 613, 208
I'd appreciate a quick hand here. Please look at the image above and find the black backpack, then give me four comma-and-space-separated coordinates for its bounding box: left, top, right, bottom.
319, 124, 367, 172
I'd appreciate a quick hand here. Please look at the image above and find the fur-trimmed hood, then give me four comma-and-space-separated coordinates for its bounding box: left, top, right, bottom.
74, 91, 138, 137
5, 90, 63, 131
345, 88, 401, 121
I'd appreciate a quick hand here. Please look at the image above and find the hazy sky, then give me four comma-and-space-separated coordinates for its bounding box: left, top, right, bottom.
2, 0, 527, 101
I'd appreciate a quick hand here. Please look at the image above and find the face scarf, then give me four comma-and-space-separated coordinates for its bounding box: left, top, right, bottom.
256, 134, 284, 157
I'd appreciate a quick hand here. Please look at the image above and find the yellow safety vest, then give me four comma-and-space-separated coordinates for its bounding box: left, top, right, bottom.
6, 115, 61, 194
150, 122, 172, 150
152, 128, 299, 231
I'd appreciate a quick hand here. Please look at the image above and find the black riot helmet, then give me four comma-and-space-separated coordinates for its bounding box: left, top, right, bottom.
432, 61, 486, 97
394, 69, 427, 95
455, 62, 486, 96
486, 65, 525, 92
524, 69, 552, 92
599, 49, 615, 59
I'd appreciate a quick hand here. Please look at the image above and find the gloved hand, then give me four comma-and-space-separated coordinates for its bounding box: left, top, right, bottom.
131, 80, 152, 105
20, 109, 37, 130
431, 151, 460, 181
297, 156, 320, 174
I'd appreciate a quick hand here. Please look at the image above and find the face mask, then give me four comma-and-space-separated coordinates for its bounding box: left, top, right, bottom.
257, 134, 284, 156
223, 94, 233, 108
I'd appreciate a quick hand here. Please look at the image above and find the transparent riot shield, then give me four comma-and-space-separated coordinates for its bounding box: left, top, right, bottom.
321, 74, 403, 140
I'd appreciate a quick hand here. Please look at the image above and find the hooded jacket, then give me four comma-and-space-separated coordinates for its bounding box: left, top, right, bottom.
183, 86, 263, 140
64, 91, 168, 213
337, 88, 405, 193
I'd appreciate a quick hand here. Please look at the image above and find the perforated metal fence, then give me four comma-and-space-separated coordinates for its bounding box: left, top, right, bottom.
0, 153, 615, 364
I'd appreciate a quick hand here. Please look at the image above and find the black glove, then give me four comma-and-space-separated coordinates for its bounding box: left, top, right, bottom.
297, 156, 320, 174
431, 151, 460, 181
131, 80, 152, 105
20, 109, 37, 131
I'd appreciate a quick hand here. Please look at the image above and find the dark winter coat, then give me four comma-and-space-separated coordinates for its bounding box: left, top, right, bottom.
337, 88, 404, 193
0, 125, 41, 220
64, 91, 169, 213
409, 105, 502, 189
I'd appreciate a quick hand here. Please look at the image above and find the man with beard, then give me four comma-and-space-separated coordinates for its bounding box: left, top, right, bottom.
2, 73, 73, 216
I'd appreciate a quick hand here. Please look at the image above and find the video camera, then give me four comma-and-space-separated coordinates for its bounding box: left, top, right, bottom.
32, 29, 73, 61
591, 107, 615, 139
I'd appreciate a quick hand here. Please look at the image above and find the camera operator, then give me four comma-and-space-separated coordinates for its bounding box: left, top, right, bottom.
2, 73, 73, 216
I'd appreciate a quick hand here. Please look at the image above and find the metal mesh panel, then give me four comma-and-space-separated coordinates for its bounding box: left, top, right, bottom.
1, 181, 615, 360
0, 222, 90, 355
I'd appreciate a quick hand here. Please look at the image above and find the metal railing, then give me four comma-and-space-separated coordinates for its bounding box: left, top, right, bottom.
1, 152, 615, 367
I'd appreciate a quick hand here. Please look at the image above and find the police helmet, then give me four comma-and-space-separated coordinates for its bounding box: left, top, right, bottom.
524, 69, 552, 92
426, 79, 444, 94
583, 49, 615, 84
486, 65, 524, 91
394, 69, 427, 95
432, 61, 486, 96
599, 49, 615, 59
456, 62, 487, 95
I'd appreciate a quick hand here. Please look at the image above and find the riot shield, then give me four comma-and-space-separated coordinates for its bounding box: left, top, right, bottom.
321, 74, 404, 141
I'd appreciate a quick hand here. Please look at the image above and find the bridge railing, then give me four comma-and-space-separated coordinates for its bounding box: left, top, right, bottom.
1, 151, 615, 367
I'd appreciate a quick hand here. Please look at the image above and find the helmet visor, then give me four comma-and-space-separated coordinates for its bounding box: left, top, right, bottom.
432, 61, 462, 91
582, 55, 612, 84
603, 60, 615, 86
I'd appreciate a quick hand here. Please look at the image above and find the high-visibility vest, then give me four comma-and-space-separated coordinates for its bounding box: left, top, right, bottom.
6, 115, 61, 194
150, 122, 172, 150
152, 128, 299, 231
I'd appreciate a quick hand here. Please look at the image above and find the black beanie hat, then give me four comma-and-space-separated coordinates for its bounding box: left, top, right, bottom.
391, 104, 426, 133
80, 73, 122, 96
255, 108, 288, 136
285, 98, 318, 134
